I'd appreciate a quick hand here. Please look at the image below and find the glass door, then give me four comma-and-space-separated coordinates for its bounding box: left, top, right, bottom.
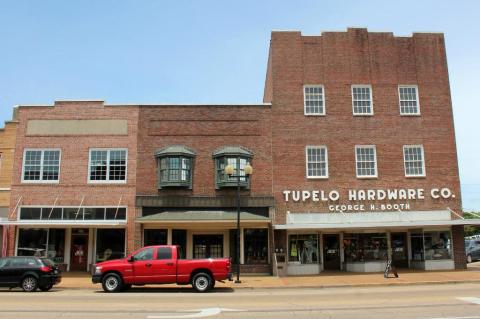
391, 232, 408, 268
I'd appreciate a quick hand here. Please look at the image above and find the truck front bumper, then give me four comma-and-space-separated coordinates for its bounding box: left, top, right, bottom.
92, 274, 102, 284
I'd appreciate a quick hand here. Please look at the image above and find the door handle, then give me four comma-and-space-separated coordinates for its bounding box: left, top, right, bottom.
166, 262, 174, 266
145, 263, 152, 267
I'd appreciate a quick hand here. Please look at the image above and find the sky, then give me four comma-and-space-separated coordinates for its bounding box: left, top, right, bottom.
0, 0, 479, 210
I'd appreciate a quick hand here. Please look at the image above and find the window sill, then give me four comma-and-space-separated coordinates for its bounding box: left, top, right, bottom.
158, 181, 191, 189
400, 113, 421, 117
306, 176, 329, 180
405, 175, 426, 178
88, 181, 127, 185
356, 176, 378, 179
21, 180, 59, 184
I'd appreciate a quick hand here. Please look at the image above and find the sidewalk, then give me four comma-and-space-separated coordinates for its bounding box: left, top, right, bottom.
59, 264, 480, 290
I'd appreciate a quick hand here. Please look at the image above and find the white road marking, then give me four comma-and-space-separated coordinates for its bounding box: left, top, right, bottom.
147, 307, 241, 319
426, 317, 480, 319
457, 297, 480, 305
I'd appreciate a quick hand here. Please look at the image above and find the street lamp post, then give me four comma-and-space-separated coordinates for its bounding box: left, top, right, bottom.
224, 161, 252, 284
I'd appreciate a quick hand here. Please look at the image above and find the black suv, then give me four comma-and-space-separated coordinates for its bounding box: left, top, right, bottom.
0, 257, 61, 292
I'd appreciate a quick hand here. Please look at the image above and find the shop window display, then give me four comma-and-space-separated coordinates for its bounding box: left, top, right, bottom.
344, 233, 387, 262
96, 229, 125, 262
424, 231, 452, 260
244, 229, 268, 264
288, 234, 319, 264
17, 228, 65, 263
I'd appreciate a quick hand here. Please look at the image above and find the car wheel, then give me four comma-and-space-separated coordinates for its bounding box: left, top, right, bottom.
467, 254, 473, 263
101, 273, 123, 293
192, 272, 212, 292
21, 276, 38, 292
39, 284, 53, 292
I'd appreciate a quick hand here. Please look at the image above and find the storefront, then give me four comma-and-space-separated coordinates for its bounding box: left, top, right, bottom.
10, 206, 127, 271
136, 210, 271, 272
275, 210, 480, 275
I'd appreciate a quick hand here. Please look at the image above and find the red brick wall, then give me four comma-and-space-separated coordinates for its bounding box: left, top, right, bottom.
452, 225, 467, 269
136, 105, 273, 198
8, 101, 139, 254
268, 28, 462, 225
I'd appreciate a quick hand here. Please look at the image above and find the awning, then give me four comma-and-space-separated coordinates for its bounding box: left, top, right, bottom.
136, 211, 270, 224
274, 210, 480, 230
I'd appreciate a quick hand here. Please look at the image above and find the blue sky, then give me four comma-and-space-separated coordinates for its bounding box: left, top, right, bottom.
0, 0, 479, 210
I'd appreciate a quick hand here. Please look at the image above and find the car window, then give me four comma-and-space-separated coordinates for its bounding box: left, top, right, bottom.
134, 248, 154, 261
0, 258, 8, 268
157, 247, 172, 260
9, 258, 36, 267
40, 258, 55, 266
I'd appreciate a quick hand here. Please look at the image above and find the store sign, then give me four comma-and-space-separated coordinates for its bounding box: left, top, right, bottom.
282, 187, 455, 212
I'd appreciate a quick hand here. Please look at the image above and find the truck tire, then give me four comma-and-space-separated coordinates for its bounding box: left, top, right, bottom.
192, 272, 212, 292
102, 273, 123, 293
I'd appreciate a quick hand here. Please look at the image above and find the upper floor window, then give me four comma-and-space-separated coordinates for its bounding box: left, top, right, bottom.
22, 149, 61, 183
304, 85, 325, 115
355, 145, 377, 178
399, 85, 420, 115
403, 145, 426, 177
352, 85, 373, 115
306, 146, 328, 178
155, 145, 195, 189
213, 146, 253, 189
88, 149, 127, 183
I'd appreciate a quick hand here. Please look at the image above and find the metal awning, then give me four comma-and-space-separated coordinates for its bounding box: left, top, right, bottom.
136, 211, 270, 224
274, 210, 480, 230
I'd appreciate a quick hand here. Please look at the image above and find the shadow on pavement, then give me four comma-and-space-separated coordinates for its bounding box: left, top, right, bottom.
93, 287, 235, 293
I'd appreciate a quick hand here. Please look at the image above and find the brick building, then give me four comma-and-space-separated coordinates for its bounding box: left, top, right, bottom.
5, 28, 476, 275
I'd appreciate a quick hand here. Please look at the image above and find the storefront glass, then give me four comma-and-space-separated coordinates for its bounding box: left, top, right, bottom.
144, 229, 167, 246
410, 231, 424, 261
288, 234, 319, 264
96, 229, 125, 262
244, 229, 268, 264
17, 228, 65, 263
172, 229, 186, 259
424, 231, 452, 260
344, 233, 388, 262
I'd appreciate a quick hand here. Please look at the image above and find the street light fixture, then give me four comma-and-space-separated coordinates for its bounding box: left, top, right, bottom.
224, 161, 253, 284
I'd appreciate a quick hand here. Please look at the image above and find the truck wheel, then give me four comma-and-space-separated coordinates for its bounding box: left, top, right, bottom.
21, 276, 38, 292
192, 272, 212, 292
102, 273, 123, 293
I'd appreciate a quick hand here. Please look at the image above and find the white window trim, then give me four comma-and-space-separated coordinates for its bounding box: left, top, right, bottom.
88, 148, 128, 184
355, 145, 378, 179
351, 84, 374, 116
399, 85, 421, 116
403, 145, 426, 177
303, 84, 326, 116
21, 148, 61, 184
305, 146, 329, 179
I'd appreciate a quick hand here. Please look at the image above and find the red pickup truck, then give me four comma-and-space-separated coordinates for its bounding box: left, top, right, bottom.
92, 245, 232, 292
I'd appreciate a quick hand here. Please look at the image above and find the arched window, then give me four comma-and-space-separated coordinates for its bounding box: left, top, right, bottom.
155, 145, 196, 189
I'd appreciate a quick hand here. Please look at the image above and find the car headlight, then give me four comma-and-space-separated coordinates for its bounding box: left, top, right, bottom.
94, 266, 102, 274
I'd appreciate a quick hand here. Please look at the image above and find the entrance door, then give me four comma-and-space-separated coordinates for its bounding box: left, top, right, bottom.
323, 234, 340, 270
70, 229, 89, 271
193, 235, 223, 259
391, 232, 409, 268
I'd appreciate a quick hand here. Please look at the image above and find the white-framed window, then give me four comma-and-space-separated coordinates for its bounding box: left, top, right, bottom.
304, 85, 325, 115
399, 85, 420, 115
305, 146, 328, 178
352, 85, 373, 115
355, 145, 377, 178
403, 145, 426, 177
22, 149, 61, 183
88, 149, 127, 183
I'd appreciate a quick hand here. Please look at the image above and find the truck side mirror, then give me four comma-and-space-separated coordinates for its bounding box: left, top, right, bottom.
128, 255, 135, 262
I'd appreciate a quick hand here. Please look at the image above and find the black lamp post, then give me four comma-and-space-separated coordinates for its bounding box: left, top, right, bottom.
224, 161, 252, 284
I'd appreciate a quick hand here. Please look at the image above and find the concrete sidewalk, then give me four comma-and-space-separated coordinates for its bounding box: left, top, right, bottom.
59, 265, 480, 290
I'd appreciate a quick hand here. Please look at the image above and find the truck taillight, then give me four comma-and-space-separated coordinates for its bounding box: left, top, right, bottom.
40, 266, 51, 273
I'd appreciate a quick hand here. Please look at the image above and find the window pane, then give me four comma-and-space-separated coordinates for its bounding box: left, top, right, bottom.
144, 229, 167, 246
343, 233, 388, 262
157, 247, 172, 260
244, 229, 268, 264
83, 208, 106, 220
41, 208, 62, 220
172, 229, 187, 259
304, 86, 324, 115
356, 146, 376, 177
17, 229, 48, 257
109, 150, 126, 181
306, 147, 327, 177
64, 208, 82, 220
399, 86, 419, 114
288, 234, 319, 264
96, 229, 125, 262
424, 231, 452, 260
90, 150, 108, 181
352, 86, 373, 115
20, 208, 41, 220
404, 146, 424, 176
134, 247, 154, 261
23, 150, 42, 180
42, 150, 60, 181
47, 229, 65, 264
106, 208, 126, 220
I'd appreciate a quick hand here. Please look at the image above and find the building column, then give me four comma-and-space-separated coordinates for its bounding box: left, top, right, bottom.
64, 228, 72, 271
452, 225, 467, 269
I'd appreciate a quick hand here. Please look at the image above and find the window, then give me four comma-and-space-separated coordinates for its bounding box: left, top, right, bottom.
244, 229, 268, 264
157, 247, 172, 260
96, 229, 125, 262
144, 229, 167, 246
288, 234, 319, 264
343, 233, 388, 262
355, 146, 377, 178
306, 146, 328, 178
88, 149, 127, 183
352, 85, 373, 115
410, 231, 452, 261
133, 247, 154, 261
18, 207, 127, 221
403, 145, 425, 177
213, 146, 253, 189
22, 149, 60, 182
17, 228, 65, 263
399, 85, 420, 115
172, 229, 187, 259
155, 146, 195, 189
304, 85, 325, 115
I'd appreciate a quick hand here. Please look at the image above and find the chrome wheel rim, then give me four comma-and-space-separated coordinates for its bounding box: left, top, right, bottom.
195, 276, 208, 290
23, 277, 36, 291
105, 276, 118, 291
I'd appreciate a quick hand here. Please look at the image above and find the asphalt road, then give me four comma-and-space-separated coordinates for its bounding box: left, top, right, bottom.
1, 283, 480, 319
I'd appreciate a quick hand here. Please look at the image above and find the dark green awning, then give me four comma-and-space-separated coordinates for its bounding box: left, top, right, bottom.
155, 145, 196, 157
212, 146, 253, 157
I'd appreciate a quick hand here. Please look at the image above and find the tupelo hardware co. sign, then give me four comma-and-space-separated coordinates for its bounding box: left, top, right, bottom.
282, 187, 456, 212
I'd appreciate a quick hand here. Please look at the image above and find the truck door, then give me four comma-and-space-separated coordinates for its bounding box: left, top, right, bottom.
131, 247, 156, 283
151, 247, 176, 284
